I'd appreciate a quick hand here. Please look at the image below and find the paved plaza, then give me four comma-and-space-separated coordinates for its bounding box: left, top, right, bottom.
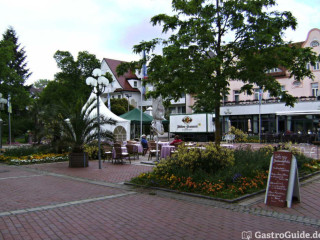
0, 153, 320, 240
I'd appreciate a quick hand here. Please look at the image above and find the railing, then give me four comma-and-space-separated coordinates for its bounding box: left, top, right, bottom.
221, 96, 319, 106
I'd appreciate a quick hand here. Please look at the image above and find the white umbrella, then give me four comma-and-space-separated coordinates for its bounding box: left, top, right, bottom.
228, 120, 231, 132
248, 119, 252, 132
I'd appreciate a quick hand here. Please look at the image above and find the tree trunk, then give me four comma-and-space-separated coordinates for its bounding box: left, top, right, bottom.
214, 105, 221, 146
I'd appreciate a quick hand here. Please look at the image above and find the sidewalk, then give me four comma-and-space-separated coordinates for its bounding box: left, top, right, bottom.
0, 155, 320, 239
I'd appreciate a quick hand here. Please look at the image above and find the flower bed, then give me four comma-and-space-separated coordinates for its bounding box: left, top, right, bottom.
0, 153, 68, 165
130, 144, 320, 200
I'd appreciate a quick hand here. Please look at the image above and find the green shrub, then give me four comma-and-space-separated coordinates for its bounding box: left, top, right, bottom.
83, 143, 99, 160
132, 143, 318, 199
4, 145, 56, 157
154, 143, 235, 176
230, 126, 248, 142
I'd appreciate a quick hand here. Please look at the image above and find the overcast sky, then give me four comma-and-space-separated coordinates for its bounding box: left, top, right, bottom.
0, 0, 320, 85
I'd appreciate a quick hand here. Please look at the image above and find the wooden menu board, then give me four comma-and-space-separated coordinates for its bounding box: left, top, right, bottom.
265, 151, 293, 207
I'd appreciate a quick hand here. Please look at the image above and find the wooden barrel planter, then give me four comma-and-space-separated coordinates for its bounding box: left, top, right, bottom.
69, 152, 89, 168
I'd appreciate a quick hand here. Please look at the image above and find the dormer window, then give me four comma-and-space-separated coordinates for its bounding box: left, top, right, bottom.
266, 68, 282, 73
311, 40, 320, 47
134, 81, 137, 88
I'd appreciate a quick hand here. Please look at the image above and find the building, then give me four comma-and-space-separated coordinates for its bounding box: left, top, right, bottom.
219, 28, 320, 137
100, 58, 187, 114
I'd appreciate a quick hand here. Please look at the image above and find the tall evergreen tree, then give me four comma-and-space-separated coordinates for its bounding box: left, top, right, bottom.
0, 26, 32, 140
2, 26, 31, 82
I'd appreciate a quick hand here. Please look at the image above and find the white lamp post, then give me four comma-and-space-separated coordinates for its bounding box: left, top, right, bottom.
86, 68, 109, 169
125, 93, 132, 112
0, 93, 7, 149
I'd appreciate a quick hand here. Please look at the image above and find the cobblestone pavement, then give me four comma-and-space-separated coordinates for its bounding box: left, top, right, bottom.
1, 159, 320, 240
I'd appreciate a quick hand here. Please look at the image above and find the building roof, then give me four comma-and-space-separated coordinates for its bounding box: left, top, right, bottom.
120, 108, 153, 124
103, 58, 140, 93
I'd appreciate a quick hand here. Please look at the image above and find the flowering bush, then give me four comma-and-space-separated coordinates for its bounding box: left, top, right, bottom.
83, 144, 99, 160
6, 153, 68, 165
230, 126, 248, 143
155, 143, 234, 176
132, 170, 269, 198
131, 144, 318, 199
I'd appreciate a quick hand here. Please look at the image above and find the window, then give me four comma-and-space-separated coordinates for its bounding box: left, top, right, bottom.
118, 95, 121, 99
254, 89, 259, 100
223, 95, 228, 103
314, 62, 320, 70
177, 106, 186, 114
311, 40, 320, 47
281, 85, 285, 91
311, 83, 318, 97
134, 81, 137, 88
169, 107, 176, 114
266, 68, 281, 73
306, 62, 311, 70
234, 90, 240, 102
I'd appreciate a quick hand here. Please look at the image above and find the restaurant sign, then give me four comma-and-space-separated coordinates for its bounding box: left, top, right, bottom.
264, 151, 300, 208
170, 113, 215, 133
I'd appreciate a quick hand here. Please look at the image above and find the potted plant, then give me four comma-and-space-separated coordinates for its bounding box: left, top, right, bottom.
58, 97, 115, 167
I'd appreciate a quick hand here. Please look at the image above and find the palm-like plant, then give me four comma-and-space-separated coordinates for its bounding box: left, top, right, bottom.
58, 97, 115, 153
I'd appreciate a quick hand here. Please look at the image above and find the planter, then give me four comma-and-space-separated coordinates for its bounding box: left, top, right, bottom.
69, 152, 89, 168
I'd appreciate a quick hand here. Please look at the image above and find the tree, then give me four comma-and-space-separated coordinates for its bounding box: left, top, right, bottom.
33, 79, 50, 89
118, 0, 320, 144
108, 98, 134, 116
0, 27, 32, 111
35, 50, 113, 146
0, 27, 32, 140
38, 50, 101, 108
58, 98, 115, 153
2, 26, 31, 81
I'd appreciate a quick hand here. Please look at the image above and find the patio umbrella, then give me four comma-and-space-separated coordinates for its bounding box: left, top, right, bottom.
248, 119, 252, 132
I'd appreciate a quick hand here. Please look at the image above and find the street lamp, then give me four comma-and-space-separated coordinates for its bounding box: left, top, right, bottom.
86, 69, 109, 169
125, 93, 132, 112
0, 93, 7, 149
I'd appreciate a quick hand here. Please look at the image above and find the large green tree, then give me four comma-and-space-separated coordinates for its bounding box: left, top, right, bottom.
0, 27, 32, 111
36, 50, 114, 145
108, 98, 134, 116
118, 0, 320, 144
39, 50, 101, 107
0, 27, 32, 140
2, 26, 31, 81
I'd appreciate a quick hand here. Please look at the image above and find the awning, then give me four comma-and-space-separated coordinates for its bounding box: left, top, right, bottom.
276, 110, 320, 116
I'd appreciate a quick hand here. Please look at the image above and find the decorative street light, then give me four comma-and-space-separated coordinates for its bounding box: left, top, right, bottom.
86, 68, 109, 169
0, 93, 7, 149
125, 93, 132, 112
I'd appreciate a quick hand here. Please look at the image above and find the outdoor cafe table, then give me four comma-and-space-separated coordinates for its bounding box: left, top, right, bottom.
112, 146, 127, 159
132, 143, 143, 154
161, 145, 207, 159
158, 141, 170, 147
112, 144, 143, 158
161, 145, 175, 159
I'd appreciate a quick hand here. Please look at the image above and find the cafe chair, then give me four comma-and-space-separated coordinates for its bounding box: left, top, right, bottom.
113, 147, 130, 164
148, 142, 160, 161
126, 144, 139, 160
103, 145, 112, 163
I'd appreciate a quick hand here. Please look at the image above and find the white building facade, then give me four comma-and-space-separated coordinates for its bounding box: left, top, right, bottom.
100, 58, 187, 114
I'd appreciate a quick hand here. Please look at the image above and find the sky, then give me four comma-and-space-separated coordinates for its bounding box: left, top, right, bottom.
0, 0, 320, 85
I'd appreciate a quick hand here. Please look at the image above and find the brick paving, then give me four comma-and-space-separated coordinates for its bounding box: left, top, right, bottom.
0, 158, 320, 239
